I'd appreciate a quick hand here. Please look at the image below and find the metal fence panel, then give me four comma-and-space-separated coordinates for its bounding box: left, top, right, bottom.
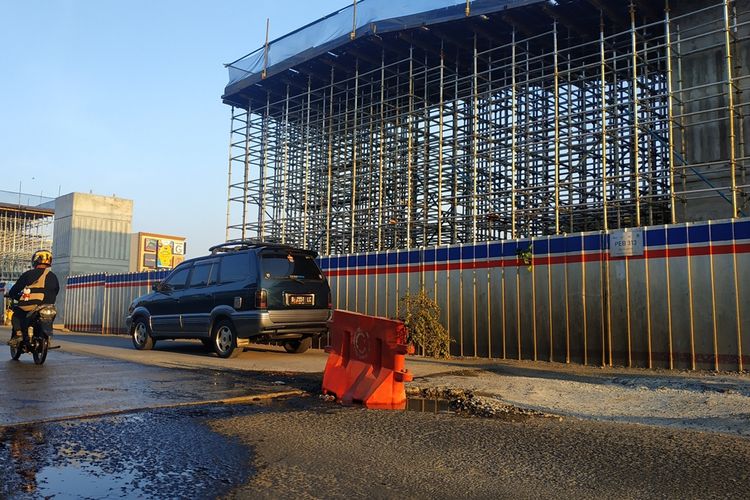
488, 243, 504, 359
386, 250, 397, 319
735, 220, 750, 371
645, 226, 670, 369
396, 249, 408, 320
565, 234, 585, 365
628, 256, 649, 368
665, 225, 692, 369
375, 253, 387, 317
583, 234, 605, 366
344, 254, 354, 312
504, 255, 521, 361
519, 250, 534, 361
609, 255, 629, 367
435, 255, 449, 356
444, 260, 459, 354
711, 220, 740, 371
533, 237, 551, 362
549, 236, 568, 363
475, 242, 491, 359
459, 244, 473, 357
355, 254, 366, 314
688, 222, 715, 370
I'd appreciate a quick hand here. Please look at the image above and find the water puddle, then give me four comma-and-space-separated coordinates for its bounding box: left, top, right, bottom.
0, 406, 255, 499
37, 463, 146, 499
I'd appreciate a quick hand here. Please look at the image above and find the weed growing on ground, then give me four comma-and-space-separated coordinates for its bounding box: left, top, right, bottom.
398, 291, 452, 358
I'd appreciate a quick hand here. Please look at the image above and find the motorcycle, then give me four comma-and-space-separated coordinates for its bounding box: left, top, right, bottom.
9, 303, 57, 365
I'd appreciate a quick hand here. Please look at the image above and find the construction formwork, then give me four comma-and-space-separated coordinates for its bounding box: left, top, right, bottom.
0, 190, 54, 282
224, 0, 750, 255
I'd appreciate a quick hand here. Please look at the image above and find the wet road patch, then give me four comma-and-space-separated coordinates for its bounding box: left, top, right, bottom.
0, 405, 258, 499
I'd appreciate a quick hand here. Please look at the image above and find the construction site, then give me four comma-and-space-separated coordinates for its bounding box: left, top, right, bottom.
222, 0, 749, 255
0, 190, 54, 284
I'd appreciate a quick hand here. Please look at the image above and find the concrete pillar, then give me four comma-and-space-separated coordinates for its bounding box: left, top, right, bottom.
673, 0, 749, 221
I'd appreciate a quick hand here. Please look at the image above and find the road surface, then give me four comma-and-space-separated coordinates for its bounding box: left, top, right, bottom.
0, 329, 748, 498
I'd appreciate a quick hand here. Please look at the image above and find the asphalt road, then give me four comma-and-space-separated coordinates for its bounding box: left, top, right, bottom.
1, 328, 748, 499
0, 330, 317, 426
218, 397, 750, 499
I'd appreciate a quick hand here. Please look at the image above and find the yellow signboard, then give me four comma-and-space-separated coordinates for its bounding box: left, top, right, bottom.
136, 233, 186, 271
157, 240, 173, 268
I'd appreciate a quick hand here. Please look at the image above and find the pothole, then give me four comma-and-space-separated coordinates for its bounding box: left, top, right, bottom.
407, 386, 562, 421
404, 397, 452, 414
0, 406, 255, 499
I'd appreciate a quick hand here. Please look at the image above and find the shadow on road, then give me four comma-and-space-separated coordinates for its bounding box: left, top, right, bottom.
58, 332, 294, 357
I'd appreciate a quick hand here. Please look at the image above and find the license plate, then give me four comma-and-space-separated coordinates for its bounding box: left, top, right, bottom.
288, 294, 314, 306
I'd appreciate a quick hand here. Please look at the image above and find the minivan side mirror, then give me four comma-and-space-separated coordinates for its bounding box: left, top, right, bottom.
152, 283, 159, 291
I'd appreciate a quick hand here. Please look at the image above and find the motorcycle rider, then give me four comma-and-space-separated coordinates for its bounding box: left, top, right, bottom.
6, 250, 59, 348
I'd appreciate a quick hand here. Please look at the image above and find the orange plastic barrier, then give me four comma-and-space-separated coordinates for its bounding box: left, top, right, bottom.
322, 309, 413, 409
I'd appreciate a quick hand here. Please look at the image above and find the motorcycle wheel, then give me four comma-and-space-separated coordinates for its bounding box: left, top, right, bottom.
10, 342, 22, 360
32, 337, 48, 365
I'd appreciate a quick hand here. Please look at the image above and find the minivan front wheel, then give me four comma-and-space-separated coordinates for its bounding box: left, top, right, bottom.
132, 319, 154, 350
212, 320, 240, 358
283, 337, 312, 354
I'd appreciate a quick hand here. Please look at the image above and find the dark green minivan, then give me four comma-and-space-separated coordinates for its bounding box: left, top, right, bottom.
126, 241, 332, 358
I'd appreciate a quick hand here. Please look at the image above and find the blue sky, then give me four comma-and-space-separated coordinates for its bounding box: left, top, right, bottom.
0, 1, 345, 258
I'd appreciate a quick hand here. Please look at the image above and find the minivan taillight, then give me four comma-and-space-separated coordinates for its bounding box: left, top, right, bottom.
256, 289, 268, 309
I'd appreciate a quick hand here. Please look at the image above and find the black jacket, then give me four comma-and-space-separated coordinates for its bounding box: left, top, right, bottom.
8, 266, 60, 307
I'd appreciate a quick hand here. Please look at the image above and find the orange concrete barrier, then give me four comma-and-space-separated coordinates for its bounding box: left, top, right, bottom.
322, 309, 413, 409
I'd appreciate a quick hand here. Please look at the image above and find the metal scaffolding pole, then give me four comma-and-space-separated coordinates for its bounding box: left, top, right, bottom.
326, 68, 334, 255
242, 103, 251, 240
724, 0, 739, 217
511, 29, 518, 239
600, 13, 610, 231
225, 106, 235, 241
553, 22, 561, 234
438, 44, 444, 244
631, 2, 642, 227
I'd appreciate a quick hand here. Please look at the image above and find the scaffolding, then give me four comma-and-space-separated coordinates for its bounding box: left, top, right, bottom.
224, 0, 750, 255
0, 190, 54, 283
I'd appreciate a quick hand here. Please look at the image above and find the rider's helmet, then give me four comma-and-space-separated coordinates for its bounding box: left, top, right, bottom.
32, 249, 52, 267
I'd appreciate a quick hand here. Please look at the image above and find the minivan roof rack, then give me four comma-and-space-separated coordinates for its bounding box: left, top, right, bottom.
208, 239, 317, 256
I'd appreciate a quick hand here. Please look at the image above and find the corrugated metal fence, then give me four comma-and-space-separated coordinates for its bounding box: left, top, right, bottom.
65, 270, 169, 334
65, 218, 749, 371
320, 218, 750, 372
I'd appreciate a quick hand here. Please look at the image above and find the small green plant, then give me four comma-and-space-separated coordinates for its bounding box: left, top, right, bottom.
516, 245, 533, 271
397, 291, 452, 358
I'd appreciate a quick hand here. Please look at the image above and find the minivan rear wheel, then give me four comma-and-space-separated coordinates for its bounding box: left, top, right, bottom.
283, 337, 312, 354
212, 320, 240, 358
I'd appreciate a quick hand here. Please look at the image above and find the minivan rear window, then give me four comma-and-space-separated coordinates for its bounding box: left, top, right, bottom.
261, 253, 322, 281
220, 253, 253, 283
